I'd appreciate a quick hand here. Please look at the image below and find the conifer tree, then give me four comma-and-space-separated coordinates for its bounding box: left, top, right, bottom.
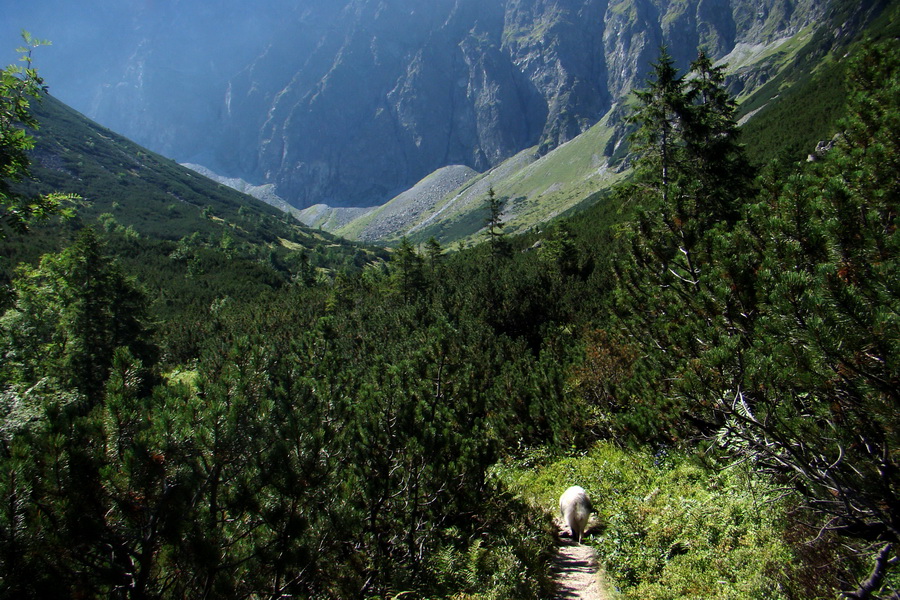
542, 222, 579, 278
629, 47, 687, 207
0, 228, 155, 403
485, 187, 510, 261
393, 236, 425, 303
682, 51, 754, 227
425, 236, 444, 275
611, 48, 756, 438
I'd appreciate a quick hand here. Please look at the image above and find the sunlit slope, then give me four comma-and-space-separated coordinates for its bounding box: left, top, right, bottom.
335, 109, 627, 247
326, 0, 895, 248
328, 165, 478, 242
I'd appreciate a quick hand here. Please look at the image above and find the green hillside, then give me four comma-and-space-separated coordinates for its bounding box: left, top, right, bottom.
1, 7, 899, 599
401, 112, 628, 247
5, 95, 386, 275
738, 0, 900, 163
2, 92, 387, 364
17, 93, 381, 256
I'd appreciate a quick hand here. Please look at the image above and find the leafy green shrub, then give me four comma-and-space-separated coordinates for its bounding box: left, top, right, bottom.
498, 443, 796, 599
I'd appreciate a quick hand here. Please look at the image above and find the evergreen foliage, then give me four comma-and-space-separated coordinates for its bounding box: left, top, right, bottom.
606, 40, 900, 597
484, 187, 510, 261
391, 236, 426, 303
0, 241, 574, 598
721, 41, 900, 595
0, 228, 155, 403
0, 27, 898, 600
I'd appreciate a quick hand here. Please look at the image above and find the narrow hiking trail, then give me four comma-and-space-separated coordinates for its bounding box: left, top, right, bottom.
552, 520, 612, 600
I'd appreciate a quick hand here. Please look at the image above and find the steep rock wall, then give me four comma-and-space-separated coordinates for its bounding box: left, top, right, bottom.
12, 0, 829, 208
216, 0, 827, 207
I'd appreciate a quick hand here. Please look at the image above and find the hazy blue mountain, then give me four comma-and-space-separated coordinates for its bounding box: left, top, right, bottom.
4, 0, 834, 209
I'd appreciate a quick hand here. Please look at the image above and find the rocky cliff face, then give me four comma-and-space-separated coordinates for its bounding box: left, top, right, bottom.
221, 1, 550, 207
10, 0, 829, 208
220, 0, 827, 208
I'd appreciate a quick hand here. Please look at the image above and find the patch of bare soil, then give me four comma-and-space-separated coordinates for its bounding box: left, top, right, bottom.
553, 520, 611, 600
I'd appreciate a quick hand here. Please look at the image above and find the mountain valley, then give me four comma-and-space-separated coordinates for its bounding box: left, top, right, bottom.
1, 2, 899, 598
6, 0, 884, 245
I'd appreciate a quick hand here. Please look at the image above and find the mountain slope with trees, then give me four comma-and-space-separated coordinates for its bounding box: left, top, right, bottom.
3, 87, 387, 317
0, 8, 899, 600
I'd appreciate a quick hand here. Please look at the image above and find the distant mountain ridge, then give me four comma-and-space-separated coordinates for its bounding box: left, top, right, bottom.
316, 0, 897, 246
6, 0, 834, 211
180, 163, 302, 220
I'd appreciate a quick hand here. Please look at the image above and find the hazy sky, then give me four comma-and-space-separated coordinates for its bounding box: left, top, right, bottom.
1, 0, 310, 113
3, 1, 134, 61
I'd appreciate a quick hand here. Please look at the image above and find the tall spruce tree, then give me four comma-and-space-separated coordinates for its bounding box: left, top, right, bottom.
682, 51, 754, 227
425, 237, 444, 275
392, 236, 425, 303
629, 47, 687, 208
610, 49, 755, 438
485, 187, 510, 261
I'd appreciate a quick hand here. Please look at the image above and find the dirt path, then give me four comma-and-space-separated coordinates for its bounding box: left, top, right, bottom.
552, 520, 611, 600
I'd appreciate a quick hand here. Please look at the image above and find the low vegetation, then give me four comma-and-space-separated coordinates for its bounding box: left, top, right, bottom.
497, 444, 798, 599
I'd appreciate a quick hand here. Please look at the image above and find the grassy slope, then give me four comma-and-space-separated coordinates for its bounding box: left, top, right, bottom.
386, 112, 627, 247
333, 165, 478, 242
297, 204, 375, 232
10, 93, 382, 264
329, 0, 897, 248
26, 95, 270, 238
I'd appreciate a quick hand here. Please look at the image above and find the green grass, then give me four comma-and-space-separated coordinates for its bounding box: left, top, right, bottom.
608, 0, 637, 18
494, 443, 800, 600
400, 114, 627, 248
501, 3, 566, 48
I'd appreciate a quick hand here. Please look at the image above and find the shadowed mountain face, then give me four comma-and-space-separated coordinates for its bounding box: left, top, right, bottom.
5, 0, 826, 209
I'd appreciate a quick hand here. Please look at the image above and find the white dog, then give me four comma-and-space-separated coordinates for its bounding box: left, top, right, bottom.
559, 485, 593, 544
